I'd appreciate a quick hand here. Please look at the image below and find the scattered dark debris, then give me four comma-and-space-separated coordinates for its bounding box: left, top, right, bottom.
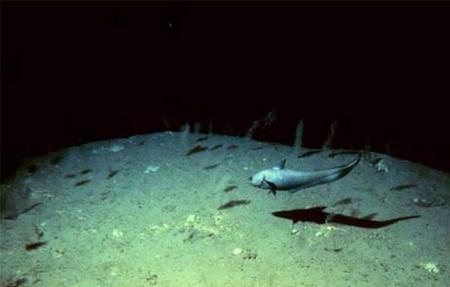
99, 190, 111, 201
209, 144, 223, 150
203, 164, 220, 170
243, 249, 258, 260
162, 204, 176, 212
298, 150, 321, 158
328, 151, 360, 158
80, 168, 92, 175
24, 241, 47, 251
224, 185, 238, 193
65, 174, 77, 179
107, 169, 120, 179
144, 271, 158, 286
218, 199, 250, 210
25, 163, 39, 173
49, 155, 63, 165
74, 179, 91, 187
390, 184, 417, 191
2, 278, 27, 287
332, 198, 353, 207
196, 136, 209, 142
185, 145, 208, 156
227, 144, 238, 150
183, 229, 214, 242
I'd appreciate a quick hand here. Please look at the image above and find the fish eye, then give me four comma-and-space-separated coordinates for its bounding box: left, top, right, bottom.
248, 176, 253, 181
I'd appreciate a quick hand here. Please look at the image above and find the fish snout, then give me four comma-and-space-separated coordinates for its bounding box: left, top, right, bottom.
249, 172, 268, 188
247, 176, 258, 188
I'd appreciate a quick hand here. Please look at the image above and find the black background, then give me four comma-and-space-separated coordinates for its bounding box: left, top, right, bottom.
2, 2, 449, 181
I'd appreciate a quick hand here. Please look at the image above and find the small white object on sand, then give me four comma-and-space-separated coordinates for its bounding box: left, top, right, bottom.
144, 165, 160, 173
421, 262, 440, 273
376, 159, 389, 173
232, 248, 243, 256
109, 145, 125, 153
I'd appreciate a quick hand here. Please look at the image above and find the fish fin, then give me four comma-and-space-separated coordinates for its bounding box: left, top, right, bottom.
264, 179, 278, 196
272, 159, 286, 170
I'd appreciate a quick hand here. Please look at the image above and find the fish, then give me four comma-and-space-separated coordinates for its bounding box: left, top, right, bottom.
251, 145, 270, 150
24, 241, 47, 251
249, 154, 361, 195
107, 169, 119, 179
209, 144, 223, 150
185, 145, 208, 156
224, 185, 238, 192
390, 184, 417, 191
74, 179, 91, 187
203, 164, 220, 170
331, 197, 353, 207
272, 206, 420, 229
218, 199, 251, 210
1, 202, 42, 220
80, 168, 92, 175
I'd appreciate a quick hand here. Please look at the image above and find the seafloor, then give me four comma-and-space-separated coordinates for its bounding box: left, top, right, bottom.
1, 131, 449, 286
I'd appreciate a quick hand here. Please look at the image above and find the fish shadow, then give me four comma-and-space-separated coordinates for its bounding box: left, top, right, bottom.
272, 206, 420, 229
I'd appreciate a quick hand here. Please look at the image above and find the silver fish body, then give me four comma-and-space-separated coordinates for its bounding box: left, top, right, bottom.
250, 154, 360, 194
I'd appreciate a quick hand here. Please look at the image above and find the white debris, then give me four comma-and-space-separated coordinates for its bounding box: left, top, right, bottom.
109, 145, 125, 153
421, 262, 440, 273
232, 248, 243, 256
112, 229, 124, 238
144, 165, 160, 173
376, 159, 389, 173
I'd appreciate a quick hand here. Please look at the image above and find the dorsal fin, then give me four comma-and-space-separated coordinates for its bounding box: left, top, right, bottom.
272, 159, 286, 170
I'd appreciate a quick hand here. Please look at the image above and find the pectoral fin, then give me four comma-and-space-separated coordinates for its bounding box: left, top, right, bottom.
263, 179, 278, 196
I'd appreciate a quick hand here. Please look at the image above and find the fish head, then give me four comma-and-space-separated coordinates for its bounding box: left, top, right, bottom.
249, 170, 273, 189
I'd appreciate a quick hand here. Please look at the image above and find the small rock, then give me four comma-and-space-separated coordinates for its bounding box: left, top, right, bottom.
376, 160, 389, 173
232, 248, 242, 256
112, 229, 124, 238
109, 145, 124, 153
185, 214, 198, 228
421, 262, 440, 273
144, 165, 160, 173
